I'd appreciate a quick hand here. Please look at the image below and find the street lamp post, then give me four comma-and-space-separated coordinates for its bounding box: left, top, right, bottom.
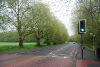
90, 33, 95, 53
93, 34, 95, 53
89, 0, 96, 54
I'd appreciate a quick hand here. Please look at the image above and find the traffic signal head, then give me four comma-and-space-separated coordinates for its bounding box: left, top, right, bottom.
79, 19, 86, 33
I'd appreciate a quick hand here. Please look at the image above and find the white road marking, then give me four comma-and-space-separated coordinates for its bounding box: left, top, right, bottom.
48, 44, 79, 59
64, 56, 69, 59
52, 55, 56, 57
49, 52, 52, 54
48, 46, 67, 55
58, 54, 66, 56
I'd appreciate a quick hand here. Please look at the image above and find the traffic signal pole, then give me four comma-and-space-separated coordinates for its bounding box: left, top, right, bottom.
80, 33, 84, 59
79, 19, 86, 60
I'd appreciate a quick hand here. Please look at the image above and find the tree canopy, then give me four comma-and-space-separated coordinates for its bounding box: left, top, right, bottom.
72, 0, 100, 48
0, 1, 69, 47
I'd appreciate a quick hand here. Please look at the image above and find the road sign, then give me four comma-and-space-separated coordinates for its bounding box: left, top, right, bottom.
79, 19, 86, 33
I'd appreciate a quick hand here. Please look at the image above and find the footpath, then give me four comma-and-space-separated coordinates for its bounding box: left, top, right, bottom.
76, 50, 100, 67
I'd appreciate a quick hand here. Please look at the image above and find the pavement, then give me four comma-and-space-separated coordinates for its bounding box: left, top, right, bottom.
0, 42, 100, 67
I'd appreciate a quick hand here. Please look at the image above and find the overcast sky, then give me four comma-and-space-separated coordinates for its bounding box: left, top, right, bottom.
42, 0, 76, 36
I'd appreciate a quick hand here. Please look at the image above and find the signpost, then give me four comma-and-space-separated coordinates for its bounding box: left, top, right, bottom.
78, 19, 86, 59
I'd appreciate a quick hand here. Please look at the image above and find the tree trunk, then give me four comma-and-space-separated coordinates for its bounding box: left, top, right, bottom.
35, 32, 41, 46
46, 36, 50, 45
36, 38, 40, 46
17, 0, 24, 48
19, 36, 24, 48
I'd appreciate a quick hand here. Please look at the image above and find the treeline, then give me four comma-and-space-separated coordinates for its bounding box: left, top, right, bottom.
0, 0, 69, 47
72, 0, 100, 48
0, 32, 35, 42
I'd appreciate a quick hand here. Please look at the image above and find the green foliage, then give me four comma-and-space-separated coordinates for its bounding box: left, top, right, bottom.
27, 2, 69, 45
0, 32, 18, 42
69, 34, 79, 42
73, 0, 100, 48
0, 32, 36, 42
0, 1, 69, 47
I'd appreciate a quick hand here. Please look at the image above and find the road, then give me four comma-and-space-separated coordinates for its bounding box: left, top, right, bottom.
0, 42, 100, 67
17, 42, 78, 58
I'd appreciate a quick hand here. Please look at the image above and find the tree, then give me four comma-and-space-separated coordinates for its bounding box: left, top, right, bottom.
1, 1, 69, 47
72, 0, 100, 48
27, 2, 69, 46
4, 0, 32, 48
26, 3, 51, 46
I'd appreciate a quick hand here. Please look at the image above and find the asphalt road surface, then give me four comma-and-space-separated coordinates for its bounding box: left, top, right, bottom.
17, 42, 79, 57
0, 42, 99, 67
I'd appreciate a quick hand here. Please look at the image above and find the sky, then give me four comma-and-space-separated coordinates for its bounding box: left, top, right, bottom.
42, 0, 76, 36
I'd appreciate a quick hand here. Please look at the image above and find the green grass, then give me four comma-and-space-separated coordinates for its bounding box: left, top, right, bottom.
0, 42, 36, 46
0, 42, 67, 53
0, 42, 37, 53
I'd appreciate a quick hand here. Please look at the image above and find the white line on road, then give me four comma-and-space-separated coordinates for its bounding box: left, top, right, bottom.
49, 52, 53, 54
64, 56, 69, 59
48, 46, 67, 55
52, 56, 56, 57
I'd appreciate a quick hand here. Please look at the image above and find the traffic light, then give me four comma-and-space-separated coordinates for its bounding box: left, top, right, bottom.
79, 19, 86, 33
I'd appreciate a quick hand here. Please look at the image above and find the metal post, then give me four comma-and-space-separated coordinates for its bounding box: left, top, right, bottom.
93, 35, 95, 54
90, 0, 95, 52
80, 33, 84, 59
93, 36, 94, 51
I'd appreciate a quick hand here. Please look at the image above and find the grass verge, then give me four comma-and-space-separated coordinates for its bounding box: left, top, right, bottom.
0, 42, 66, 53
0, 42, 37, 53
